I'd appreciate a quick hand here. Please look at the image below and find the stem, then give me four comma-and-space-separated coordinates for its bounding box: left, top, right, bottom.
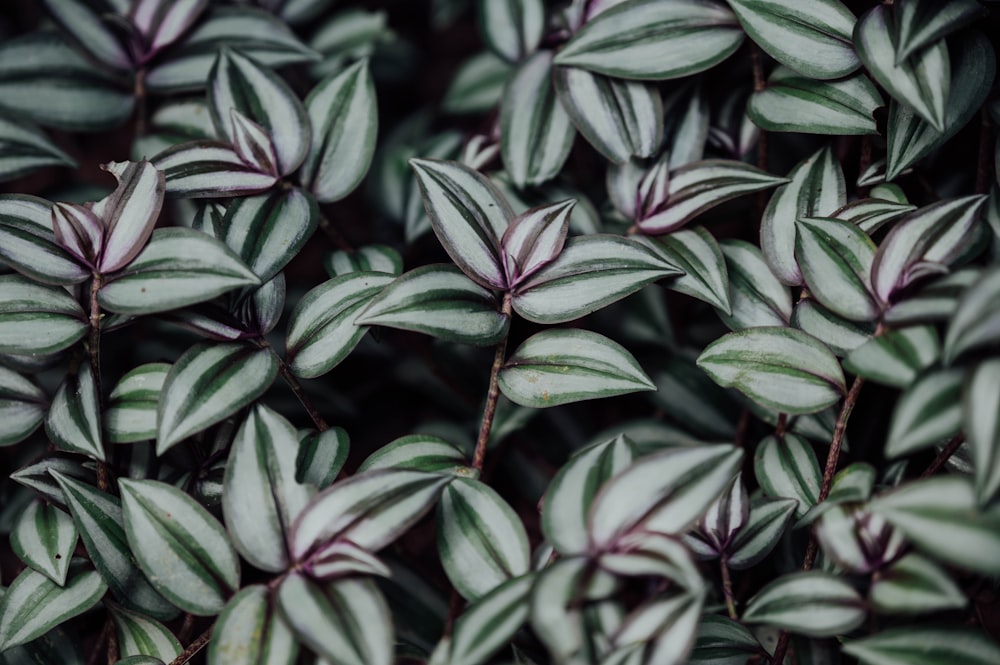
106, 626, 119, 665
922, 434, 966, 478
751, 46, 768, 170
770, 632, 792, 665
85, 618, 112, 665
134, 68, 147, 140
818, 376, 864, 503
317, 212, 354, 251
442, 588, 463, 638
259, 340, 329, 431
472, 293, 513, 471
858, 135, 873, 197
720, 557, 738, 620
89, 274, 111, 492
178, 613, 196, 643
774, 413, 788, 438
168, 626, 213, 665
975, 109, 992, 195
734, 407, 751, 448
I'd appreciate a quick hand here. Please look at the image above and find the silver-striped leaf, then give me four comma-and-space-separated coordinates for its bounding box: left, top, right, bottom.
792, 298, 874, 356
648, 355, 740, 440
795, 216, 878, 322
501, 199, 573, 287
207, 584, 298, 665
45, 364, 103, 461
221, 187, 317, 282
662, 82, 710, 168
882, 263, 976, 324
0, 366, 46, 447
297, 427, 350, 489
943, 265, 1000, 363
885, 367, 963, 458
754, 433, 821, 518
689, 473, 748, 556
92, 160, 165, 274
107, 602, 182, 662
358, 434, 469, 474
0, 275, 87, 355
868, 553, 965, 615
640, 227, 730, 313
477, 0, 545, 63
0, 565, 106, 651
0, 195, 89, 285
843, 326, 939, 388
10, 500, 77, 586
130, 0, 208, 55
833, 196, 916, 235
727, 496, 798, 569
743, 571, 866, 637
717, 239, 792, 330
442, 52, 512, 115
0, 113, 76, 182
105, 363, 170, 444
43, 0, 132, 72
153, 141, 280, 198
11, 459, 94, 507
965, 359, 1000, 505
845, 627, 1000, 665
324, 245, 402, 277
608, 591, 703, 665
444, 574, 534, 665
893, 0, 986, 63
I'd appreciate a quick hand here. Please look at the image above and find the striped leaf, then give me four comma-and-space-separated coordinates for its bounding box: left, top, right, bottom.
45, 364, 103, 461
500, 51, 575, 188
529, 558, 588, 662
641, 227, 730, 313
687, 474, 747, 557
477, 0, 545, 63
358, 434, 469, 474
286, 271, 393, 378
943, 266, 1000, 364
208, 585, 298, 665
11, 459, 94, 507
0, 32, 134, 131
728, 0, 858, 79
153, 141, 280, 198
276, 574, 391, 665
130, 0, 208, 55
697, 327, 846, 414
608, 591, 703, 665
325, 245, 402, 277
743, 572, 866, 637
301, 60, 377, 203
648, 356, 740, 440
52, 203, 102, 269
854, 4, 949, 132
105, 363, 170, 444
223, 405, 313, 572
443, 52, 512, 114
229, 110, 279, 176
792, 299, 874, 356
438, 478, 530, 600
761, 146, 846, 286
553, 65, 662, 164
0, 366, 46, 447
409, 159, 512, 289
119, 478, 241, 615
638, 160, 788, 235
0, 625, 85, 665
689, 615, 764, 664
10, 500, 77, 586
157, 341, 278, 453
727, 496, 798, 569
893, 0, 986, 63
542, 435, 638, 555
99, 228, 260, 315
795, 217, 877, 321
502, 200, 573, 287
307, 6, 388, 78
0, 113, 75, 182
886, 367, 963, 458
0, 565, 106, 651
115, 657, 163, 665
845, 627, 1000, 665
718, 239, 792, 330
662, 82, 710, 168
444, 574, 533, 665
221, 187, 317, 282
297, 427, 350, 489
43, 0, 132, 71
965, 359, 1000, 505
754, 433, 821, 518
749, 68, 881, 136
498, 329, 655, 408
0, 195, 89, 285
355, 265, 509, 346
843, 326, 939, 388
0, 275, 87, 355
91, 161, 165, 274
511, 235, 681, 324
588, 444, 743, 549
834, 196, 916, 235
869, 553, 965, 615
554, 0, 744, 80
50, 472, 177, 620
108, 602, 182, 662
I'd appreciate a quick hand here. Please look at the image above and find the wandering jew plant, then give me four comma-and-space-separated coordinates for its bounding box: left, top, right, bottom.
0, 0, 999, 663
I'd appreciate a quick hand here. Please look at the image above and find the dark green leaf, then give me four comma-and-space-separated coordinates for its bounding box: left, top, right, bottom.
107, 602, 182, 662
208, 585, 298, 665
221, 188, 317, 282
45, 364, 103, 461
442, 52, 512, 115
0, 275, 87, 355
0, 195, 89, 285
743, 572, 866, 637
885, 367, 963, 458
0, 565, 106, 651
894, 0, 987, 62
749, 68, 882, 135
845, 626, 1000, 665
0, 113, 76, 182
10, 500, 76, 586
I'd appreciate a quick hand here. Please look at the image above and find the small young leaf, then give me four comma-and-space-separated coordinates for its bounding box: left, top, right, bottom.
228, 110, 279, 177
843, 326, 939, 388
640, 228, 731, 314
10, 500, 77, 586
108, 602, 182, 662
297, 428, 350, 489
477, 0, 545, 63
885, 367, 963, 458
0, 195, 89, 285
0, 565, 106, 651
502, 200, 573, 287
844, 627, 1000, 665
0, 275, 87, 355
965, 359, 1000, 505
325, 245, 403, 277
718, 239, 792, 330
727, 496, 798, 569
869, 553, 965, 615
754, 433, 821, 518
208, 585, 298, 665
445, 574, 534, 665
153, 141, 280, 198
45, 364, 103, 461
795, 216, 877, 321
743, 572, 866, 637
358, 434, 468, 474
221, 187, 317, 282
130, 0, 209, 56
105, 363, 170, 444
689, 615, 764, 664
92, 160, 165, 274
52, 203, 103, 268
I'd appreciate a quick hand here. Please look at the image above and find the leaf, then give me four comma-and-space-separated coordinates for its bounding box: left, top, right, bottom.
761, 146, 846, 286
885, 366, 963, 458
0, 195, 89, 285
108, 602, 182, 662
554, 0, 744, 80
130, 0, 208, 56
92, 161, 166, 274
893, 0, 987, 63
843, 326, 939, 388
297, 428, 350, 489
105, 363, 170, 444
153, 141, 280, 198
795, 216, 878, 321
854, 4, 949, 132
965, 359, 1000, 505
224, 405, 313, 573
727, 496, 798, 569
438, 478, 530, 600
834, 197, 917, 235
498, 329, 655, 408
529, 558, 588, 663
749, 67, 882, 136
0, 566, 106, 651
0, 366, 46, 447
638, 160, 788, 235
727, 0, 859, 79
477, 0, 545, 62
43, 0, 132, 71
157, 341, 278, 453
355, 265, 509, 346
844, 626, 1000, 665
869, 553, 965, 615
443, 52, 512, 114
276, 575, 391, 665
52, 203, 103, 268
689, 615, 764, 664
99, 228, 261, 315
502, 200, 573, 287
45, 365, 103, 462
228, 110, 279, 177
358, 434, 469, 474
0, 113, 76, 182
221, 187, 317, 282
640, 227, 730, 313
445, 574, 534, 665
286, 271, 394, 378
511, 234, 681, 324
0, 275, 87, 355
718, 239, 792, 330
119, 478, 241, 615
500, 51, 575, 188
792, 298, 874, 356
697, 327, 846, 414
10, 500, 76, 586
552, 65, 662, 164
690, 473, 748, 555
325, 245, 403, 277
943, 265, 1000, 363
208, 585, 298, 665
743, 572, 865, 637
754, 433, 821, 518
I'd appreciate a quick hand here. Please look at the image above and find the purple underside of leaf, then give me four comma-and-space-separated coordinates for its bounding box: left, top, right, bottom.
230, 108, 279, 176
91, 160, 165, 273
131, 0, 209, 59
51, 202, 102, 268
153, 141, 279, 198
502, 199, 574, 288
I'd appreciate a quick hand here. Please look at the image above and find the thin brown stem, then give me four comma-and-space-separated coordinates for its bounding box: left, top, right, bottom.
770, 632, 792, 665
720, 557, 738, 620
178, 613, 196, 643
134, 68, 147, 141
89, 274, 111, 492
442, 588, 463, 638
258, 340, 329, 431
734, 407, 751, 448
106, 625, 119, 665
86, 618, 112, 665
858, 135, 873, 197
775, 413, 788, 438
473, 293, 513, 471
169, 626, 213, 665
317, 212, 354, 251
975, 109, 992, 195
819, 376, 864, 503
921, 434, 966, 478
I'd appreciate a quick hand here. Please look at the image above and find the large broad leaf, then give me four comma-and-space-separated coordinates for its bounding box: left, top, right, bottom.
10, 500, 77, 586
107, 602, 182, 663
45, 365, 103, 461
119, 478, 241, 615
727, 0, 859, 79
793, 298, 874, 356
795, 216, 877, 321
754, 433, 821, 518
221, 187, 317, 282
743, 572, 866, 637
357, 434, 468, 474
477, 0, 544, 63
157, 341, 278, 453
498, 329, 655, 408
843, 326, 939, 388
105, 363, 170, 444
92, 160, 165, 274
553, 0, 744, 80
208, 585, 298, 665
443, 574, 534, 665
500, 51, 575, 187
868, 553, 965, 615
301, 60, 378, 203
845, 626, 1000, 665
153, 141, 280, 198
718, 239, 792, 330
965, 359, 1000, 506
943, 265, 1000, 363
893, 0, 987, 63
437, 478, 530, 601
0, 275, 87, 355
0, 565, 106, 651
0, 366, 46, 447
640, 228, 730, 313
0, 195, 89, 285
748, 68, 882, 135
697, 327, 846, 414
0, 113, 76, 182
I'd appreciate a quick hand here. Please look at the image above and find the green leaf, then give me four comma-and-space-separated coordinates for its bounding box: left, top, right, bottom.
843, 326, 939, 388
306, 6, 386, 77
792, 298, 874, 356
834, 196, 917, 235
749, 68, 882, 135
99, 228, 261, 315
553, 65, 662, 164
221, 187, 317, 282
689, 614, 764, 664
157, 341, 278, 453
93, 160, 166, 274
761, 146, 846, 286
42, 0, 132, 71
153, 141, 280, 198
795, 216, 877, 321
105, 363, 170, 444
500, 52, 575, 187
727, 496, 798, 569
119, 478, 241, 615
208, 585, 298, 665
697, 327, 846, 414
444, 574, 534, 665
355, 265, 509, 346
0, 113, 76, 182
641, 228, 730, 313
754, 433, 821, 518
965, 359, 1000, 505
325, 245, 403, 277
224, 405, 313, 573
10, 500, 76, 586
108, 602, 182, 662
297, 427, 350, 489
358, 434, 469, 474
0, 565, 106, 651
869, 553, 965, 615
511, 234, 681, 324
554, 0, 744, 80
0, 195, 89, 285
743, 572, 866, 637
443, 52, 512, 114
845, 626, 1000, 665
727, 0, 859, 79
477, 0, 545, 63
885, 367, 963, 458
302, 60, 378, 203
0, 275, 87, 355
498, 329, 654, 408
717, 239, 791, 330
854, 4, 949, 132
943, 265, 1000, 363
45, 364, 103, 461
0, 366, 46, 447
893, 0, 987, 63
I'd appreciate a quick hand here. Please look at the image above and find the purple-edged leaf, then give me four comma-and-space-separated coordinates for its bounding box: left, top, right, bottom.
409, 159, 513, 289
502, 199, 573, 287
297, 428, 349, 489
748, 68, 883, 135
0, 113, 77, 182
477, 0, 545, 63
208, 585, 298, 665
833, 196, 916, 235
130, 0, 208, 56
607, 591, 704, 665
691, 473, 748, 556
727, 496, 798, 569
153, 140, 280, 198
0, 275, 87, 355
795, 216, 878, 322
443, 574, 534, 665
718, 239, 792, 330
51, 203, 103, 269
743, 572, 866, 637
43, 0, 132, 71
845, 627, 1000, 665
640, 227, 731, 313
229, 109, 279, 177
105, 363, 170, 444
868, 552, 965, 614
91, 161, 166, 274
45, 364, 103, 462
209, 49, 310, 176
885, 367, 963, 458
637, 153, 672, 219
221, 187, 317, 282
0, 366, 46, 447
0, 195, 89, 285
